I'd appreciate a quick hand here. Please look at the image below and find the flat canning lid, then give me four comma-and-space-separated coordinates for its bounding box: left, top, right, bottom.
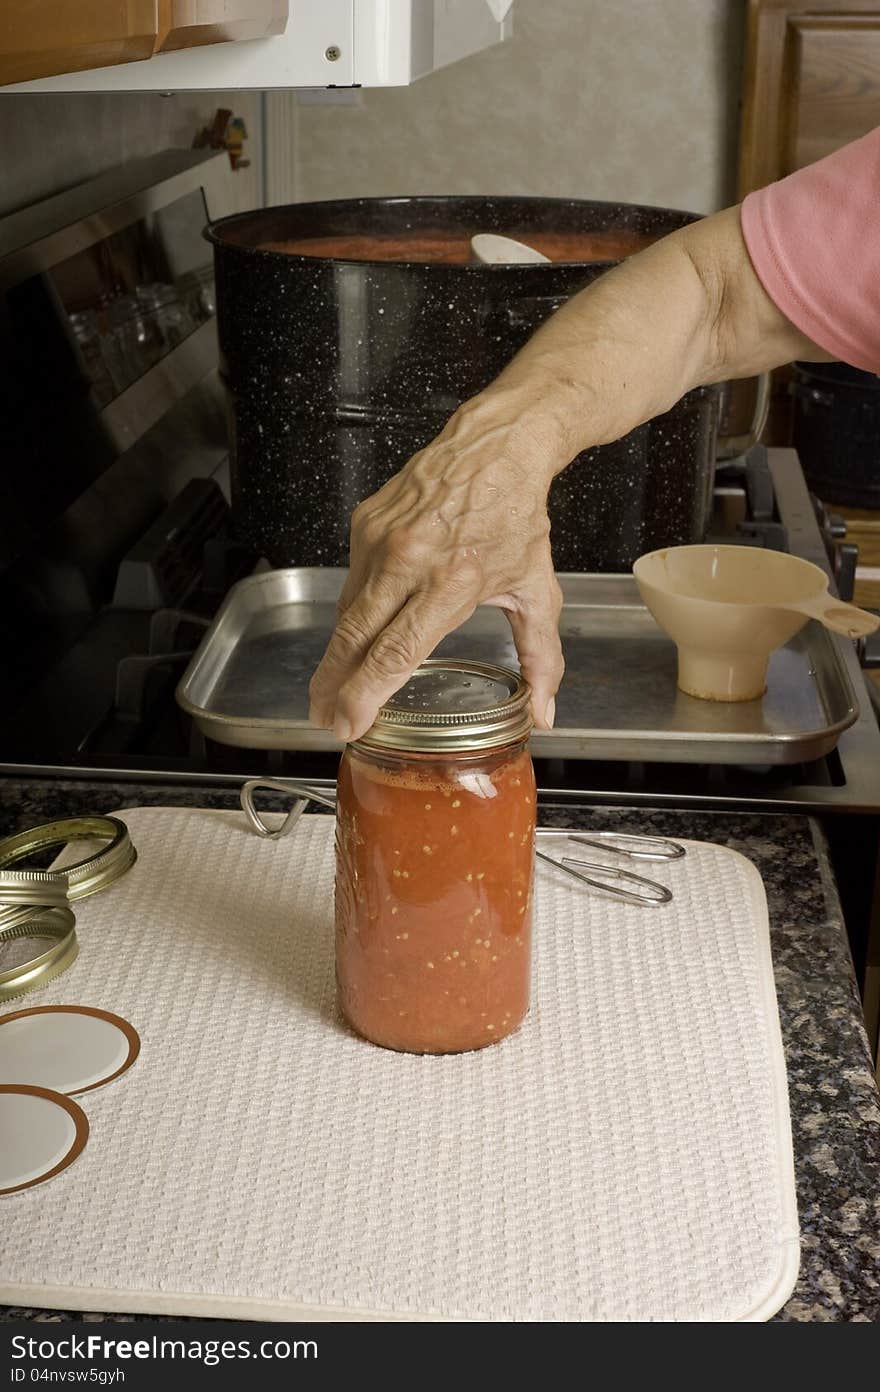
354, 660, 532, 754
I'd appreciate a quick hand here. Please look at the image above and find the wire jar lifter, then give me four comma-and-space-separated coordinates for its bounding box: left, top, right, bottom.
240, 779, 685, 908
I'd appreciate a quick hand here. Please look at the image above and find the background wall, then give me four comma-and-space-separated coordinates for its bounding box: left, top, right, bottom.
0, 2, 746, 229
279, 0, 745, 214
0, 91, 262, 220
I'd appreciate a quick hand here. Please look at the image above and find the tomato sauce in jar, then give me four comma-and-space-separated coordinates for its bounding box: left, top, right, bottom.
335, 661, 536, 1054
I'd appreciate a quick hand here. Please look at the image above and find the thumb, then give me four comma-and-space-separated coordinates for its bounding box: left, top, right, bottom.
502, 572, 565, 729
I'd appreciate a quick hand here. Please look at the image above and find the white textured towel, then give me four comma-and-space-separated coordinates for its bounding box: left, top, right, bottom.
0, 808, 799, 1322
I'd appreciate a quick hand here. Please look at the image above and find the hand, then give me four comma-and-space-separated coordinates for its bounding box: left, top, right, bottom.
309, 391, 565, 742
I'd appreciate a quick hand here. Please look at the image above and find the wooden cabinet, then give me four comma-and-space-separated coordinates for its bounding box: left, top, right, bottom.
156, 1, 287, 53
740, 0, 880, 195
0, 1, 289, 87
0, 2, 157, 86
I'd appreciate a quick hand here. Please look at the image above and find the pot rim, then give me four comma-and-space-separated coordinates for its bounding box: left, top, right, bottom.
204, 192, 701, 269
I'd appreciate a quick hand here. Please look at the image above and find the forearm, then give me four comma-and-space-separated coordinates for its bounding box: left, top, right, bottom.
457, 205, 830, 479
312, 205, 836, 738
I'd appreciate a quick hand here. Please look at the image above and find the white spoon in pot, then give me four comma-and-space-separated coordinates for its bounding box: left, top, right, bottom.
470, 233, 551, 265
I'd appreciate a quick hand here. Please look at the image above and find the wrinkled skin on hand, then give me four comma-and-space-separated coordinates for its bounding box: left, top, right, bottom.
308, 392, 564, 742
309, 202, 830, 743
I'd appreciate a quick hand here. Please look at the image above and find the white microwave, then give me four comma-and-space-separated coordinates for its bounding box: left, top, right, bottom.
7, 0, 514, 93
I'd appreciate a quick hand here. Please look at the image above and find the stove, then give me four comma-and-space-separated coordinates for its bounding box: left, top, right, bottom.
2, 439, 879, 814
2, 152, 880, 1054
3, 146, 877, 809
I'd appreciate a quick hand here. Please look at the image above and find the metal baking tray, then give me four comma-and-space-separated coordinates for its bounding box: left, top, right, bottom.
176, 568, 859, 765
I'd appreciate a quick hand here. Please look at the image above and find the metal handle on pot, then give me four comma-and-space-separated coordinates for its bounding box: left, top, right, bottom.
715, 372, 771, 461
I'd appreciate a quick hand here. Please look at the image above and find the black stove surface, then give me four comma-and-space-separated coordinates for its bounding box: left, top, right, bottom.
0, 445, 873, 813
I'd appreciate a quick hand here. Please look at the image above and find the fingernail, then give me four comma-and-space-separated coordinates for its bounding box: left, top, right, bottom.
544, 697, 556, 729
333, 716, 352, 743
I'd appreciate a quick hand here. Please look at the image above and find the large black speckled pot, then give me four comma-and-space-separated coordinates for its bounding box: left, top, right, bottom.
206, 196, 721, 571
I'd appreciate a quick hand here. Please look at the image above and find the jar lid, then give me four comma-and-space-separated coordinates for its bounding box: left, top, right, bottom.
0, 868, 69, 927
0, 1083, 89, 1195
0, 907, 78, 1004
0, 1005, 140, 1096
0, 816, 136, 901
354, 659, 532, 753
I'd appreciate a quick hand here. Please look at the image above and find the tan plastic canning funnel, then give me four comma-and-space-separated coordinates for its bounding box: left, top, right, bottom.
633, 543, 880, 702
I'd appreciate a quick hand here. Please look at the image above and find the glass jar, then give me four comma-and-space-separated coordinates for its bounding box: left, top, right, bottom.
136, 282, 196, 353
176, 264, 217, 326
335, 660, 536, 1054
68, 309, 116, 407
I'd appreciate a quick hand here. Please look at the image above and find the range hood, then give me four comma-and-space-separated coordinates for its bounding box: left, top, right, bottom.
6, 0, 514, 93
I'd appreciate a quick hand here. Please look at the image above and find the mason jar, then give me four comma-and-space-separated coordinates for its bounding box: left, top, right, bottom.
335, 660, 536, 1054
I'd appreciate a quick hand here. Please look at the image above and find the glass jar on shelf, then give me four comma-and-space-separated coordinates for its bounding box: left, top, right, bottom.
68, 308, 115, 407
335, 660, 536, 1054
136, 282, 195, 352
176, 264, 216, 327
101, 294, 162, 392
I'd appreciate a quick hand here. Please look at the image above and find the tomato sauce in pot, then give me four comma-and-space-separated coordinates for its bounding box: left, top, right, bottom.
260, 228, 658, 264
334, 661, 536, 1054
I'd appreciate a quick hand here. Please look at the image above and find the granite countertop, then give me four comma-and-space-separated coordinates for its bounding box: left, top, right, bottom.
1, 774, 878, 1323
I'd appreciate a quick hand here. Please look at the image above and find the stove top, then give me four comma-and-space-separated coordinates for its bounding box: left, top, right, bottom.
3, 437, 880, 813
1, 148, 878, 811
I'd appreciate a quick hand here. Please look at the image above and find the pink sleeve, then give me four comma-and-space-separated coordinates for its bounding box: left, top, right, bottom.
741, 127, 880, 373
